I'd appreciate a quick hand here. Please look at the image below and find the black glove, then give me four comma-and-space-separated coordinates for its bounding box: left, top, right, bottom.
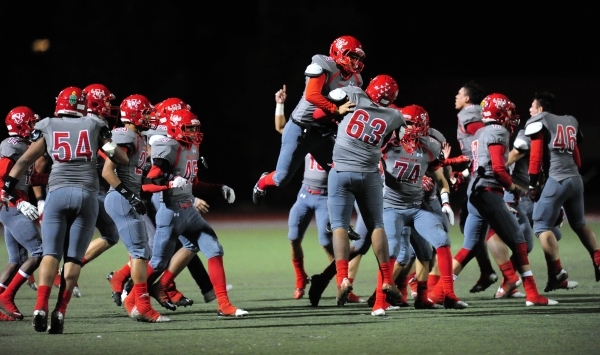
116, 183, 147, 215
528, 185, 542, 202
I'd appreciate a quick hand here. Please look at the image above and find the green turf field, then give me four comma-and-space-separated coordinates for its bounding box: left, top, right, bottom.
2, 218, 599, 355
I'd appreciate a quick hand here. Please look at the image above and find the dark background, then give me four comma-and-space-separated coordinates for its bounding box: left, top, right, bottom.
2, 2, 599, 212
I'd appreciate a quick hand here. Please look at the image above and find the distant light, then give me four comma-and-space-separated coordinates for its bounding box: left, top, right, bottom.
32, 39, 50, 53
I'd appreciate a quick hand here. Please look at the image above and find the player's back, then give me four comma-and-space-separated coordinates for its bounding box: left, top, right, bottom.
457, 104, 482, 158
333, 87, 404, 173
469, 123, 510, 192
35, 115, 107, 192
111, 127, 148, 195
536, 112, 580, 180
291, 54, 363, 124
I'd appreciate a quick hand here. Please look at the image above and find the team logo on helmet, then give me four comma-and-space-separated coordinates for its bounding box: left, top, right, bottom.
170, 113, 182, 125
88, 88, 106, 99
11, 112, 25, 125
69, 91, 79, 105
125, 97, 142, 110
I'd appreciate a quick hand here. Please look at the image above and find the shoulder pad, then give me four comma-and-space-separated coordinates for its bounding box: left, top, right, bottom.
525, 121, 543, 136
513, 138, 529, 150
148, 135, 167, 146
29, 130, 43, 142
305, 63, 323, 77
328, 88, 348, 102
428, 128, 446, 144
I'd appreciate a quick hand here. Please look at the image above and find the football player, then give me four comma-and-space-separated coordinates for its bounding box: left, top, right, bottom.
1, 86, 128, 333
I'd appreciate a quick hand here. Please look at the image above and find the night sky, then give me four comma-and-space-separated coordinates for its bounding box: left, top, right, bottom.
2, 2, 599, 210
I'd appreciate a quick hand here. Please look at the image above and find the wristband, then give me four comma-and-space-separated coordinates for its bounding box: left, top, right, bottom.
529, 173, 539, 187
440, 192, 450, 205
102, 141, 117, 157
115, 183, 133, 198
275, 103, 284, 116
2, 175, 19, 193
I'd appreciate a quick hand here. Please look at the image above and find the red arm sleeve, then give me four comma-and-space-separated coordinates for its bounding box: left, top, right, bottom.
191, 175, 223, 196
97, 149, 108, 162
573, 144, 581, 169
305, 75, 338, 115
141, 165, 168, 193
465, 121, 484, 136
0, 157, 16, 186
489, 144, 513, 189
529, 132, 544, 175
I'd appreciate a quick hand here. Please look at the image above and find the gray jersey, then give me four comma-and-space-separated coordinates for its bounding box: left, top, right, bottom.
302, 153, 328, 189
0, 137, 33, 194
469, 123, 510, 191
509, 129, 530, 188
382, 135, 442, 208
457, 104, 482, 158
426, 127, 447, 200
109, 127, 148, 195
151, 137, 199, 203
525, 112, 580, 181
291, 54, 363, 125
35, 115, 107, 192
332, 87, 405, 173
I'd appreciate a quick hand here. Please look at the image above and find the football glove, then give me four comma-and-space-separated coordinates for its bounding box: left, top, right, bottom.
422, 175, 434, 192
116, 183, 147, 215
221, 185, 235, 204
17, 201, 39, 220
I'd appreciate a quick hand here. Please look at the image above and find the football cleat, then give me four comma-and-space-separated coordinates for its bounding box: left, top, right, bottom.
469, 272, 498, 293
217, 307, 249, 317
134, 308, 171, 323
72, 286, 81, 298
308, 273, 330, 307
544, 269, 578, 292
32, 310, 48, 332
0, 312, 15, 321
525, 295, 558, 306
336, 278, 353, 306
414, 299, 444, 309
107, 272, 122, 306
0, 295, 23, 320
150, 282, 176, 311
595, 262, 600, 282
252, 172, 268, 205
443, 294, 468, 309
382, 283, 402, 305
371, 308, 386, 316
27, 275, 38, 291
347, 291, 367, 303
47, 311, 64, 334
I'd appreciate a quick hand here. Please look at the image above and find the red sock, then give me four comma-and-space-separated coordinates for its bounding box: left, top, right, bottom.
292, 258, 307, 288
208, 256, 231, 310
454, 248, 476, 268
159, 269, 175, 287
2, 270, 27, 299
427, 274, 440, 291
35, 285, 52, 312
257, 171, 276, 190
335, 260, 349, 286
377, 258, 394, 286
373, 267, 386, 310
522, 275, 540, 297
111, 264, 131, 292
436, 246, 456, 296
54, 288, 73, 315
81, 257, 88, 267
498, 260, 519, 284
593, 250, 600, 266
133, 283, 152, 313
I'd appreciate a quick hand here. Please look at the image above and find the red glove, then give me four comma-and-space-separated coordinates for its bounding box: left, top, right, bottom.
422, 175, 434, 192
442, 155, 470, 167
450, 171, 465, 191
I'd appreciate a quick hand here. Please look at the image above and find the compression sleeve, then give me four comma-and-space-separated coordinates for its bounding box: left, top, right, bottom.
489, 144, 512, 189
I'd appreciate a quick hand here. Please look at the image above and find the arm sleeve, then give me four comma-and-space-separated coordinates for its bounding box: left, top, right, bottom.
489, 144, 513, 189
0, 157, 16, 187
573, 144, 581, 169
191, 175, 223, 196
465, 121, 484, 136
305, 75, 337, 114
528, 132, 544, 175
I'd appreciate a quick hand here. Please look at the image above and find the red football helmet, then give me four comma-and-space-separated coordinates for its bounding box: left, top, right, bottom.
329, 35, 366, 77
5, 106, 39, 138
120, 94, 154, 129
400, 105, 430, 141
365, 75, 398, 107
82, 83, 115, 116
55, 86, 87, 117
481, 93, 520, 127
166, 109, 203, 144
152, 97, 192, 128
